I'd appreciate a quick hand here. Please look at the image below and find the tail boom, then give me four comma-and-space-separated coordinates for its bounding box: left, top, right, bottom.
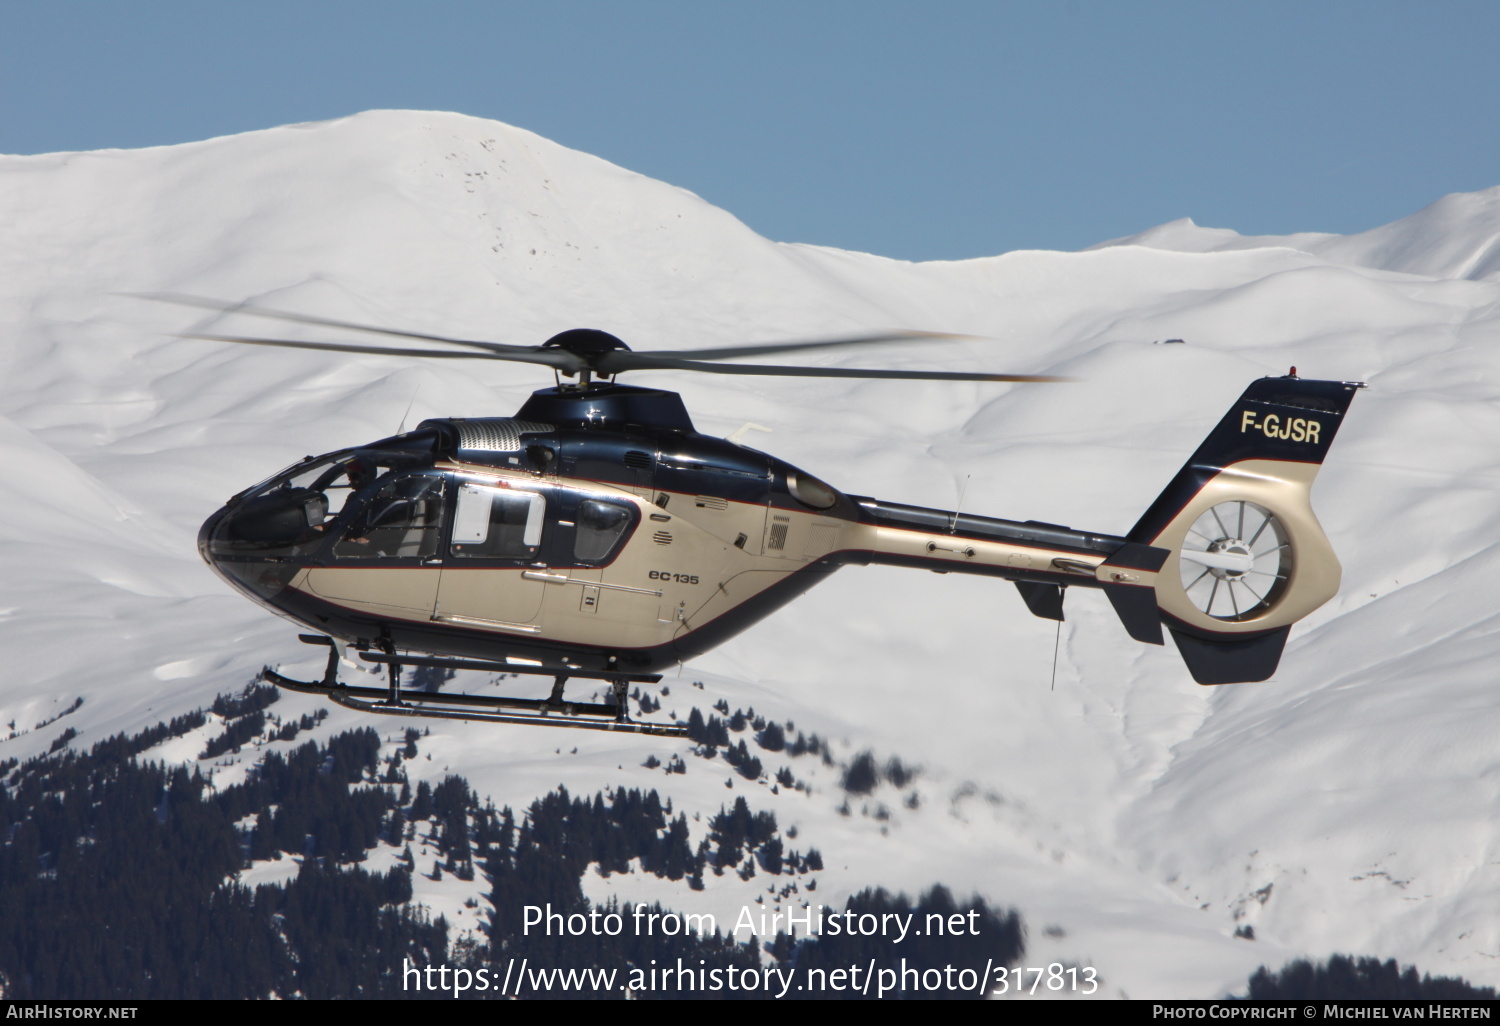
840, 373, 1361, 685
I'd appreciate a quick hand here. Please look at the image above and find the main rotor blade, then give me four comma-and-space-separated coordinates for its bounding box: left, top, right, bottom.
146, 293, 1070, 383
632, 330, 976, 362
178, 332, 582, 371
597, 352, 1072, 382
133, 292, 538, 357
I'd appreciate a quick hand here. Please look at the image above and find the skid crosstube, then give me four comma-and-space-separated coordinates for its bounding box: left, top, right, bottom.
261, 635, 687, 737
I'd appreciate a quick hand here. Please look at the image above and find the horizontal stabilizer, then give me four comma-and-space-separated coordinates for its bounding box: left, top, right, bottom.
1098, 543, 1170, 645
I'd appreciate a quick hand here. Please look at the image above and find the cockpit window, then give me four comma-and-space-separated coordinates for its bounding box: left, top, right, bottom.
333, 473, 446, 559
208, 447, 438, 561
450, 483, 546, 560
208, 454, 368, 558
574, 499, 634, 562
283, 455, 376, 523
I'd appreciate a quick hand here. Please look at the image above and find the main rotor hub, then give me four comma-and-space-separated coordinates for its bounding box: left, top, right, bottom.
541, 328, 631, 360
541, 328, 632, 387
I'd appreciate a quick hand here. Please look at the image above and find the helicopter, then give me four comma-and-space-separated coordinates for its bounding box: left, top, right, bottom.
161, 295, 1363, 737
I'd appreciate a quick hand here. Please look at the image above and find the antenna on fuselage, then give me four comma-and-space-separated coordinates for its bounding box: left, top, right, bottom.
397, 386, 419, 434
949, 474, 971, 534
727, 422, 772, 446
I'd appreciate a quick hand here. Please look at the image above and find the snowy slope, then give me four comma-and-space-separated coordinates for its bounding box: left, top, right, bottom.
3, 110, 1498, 998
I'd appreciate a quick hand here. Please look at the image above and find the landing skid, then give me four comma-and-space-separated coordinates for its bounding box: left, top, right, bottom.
261, 635, 687, 737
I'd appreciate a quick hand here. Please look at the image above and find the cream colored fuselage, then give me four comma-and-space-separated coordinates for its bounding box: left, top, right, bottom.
290, 461, 853, 656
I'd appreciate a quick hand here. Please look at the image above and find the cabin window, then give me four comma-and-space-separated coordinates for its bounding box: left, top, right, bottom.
574, 499, 633, 562
333, 473, 446, 559
450, 483, 546, 559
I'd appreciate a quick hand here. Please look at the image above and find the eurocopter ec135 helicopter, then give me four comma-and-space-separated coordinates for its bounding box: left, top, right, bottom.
163, 295, 1362, 737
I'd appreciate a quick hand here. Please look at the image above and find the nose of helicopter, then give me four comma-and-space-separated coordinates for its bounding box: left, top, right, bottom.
198, 502, 305, 606
197, 507, 220, 567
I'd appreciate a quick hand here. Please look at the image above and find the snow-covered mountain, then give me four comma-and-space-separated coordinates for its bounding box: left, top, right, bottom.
3, 110, 1497, 999
1094, 184, 1500, 282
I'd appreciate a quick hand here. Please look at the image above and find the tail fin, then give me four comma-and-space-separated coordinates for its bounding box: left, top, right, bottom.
1125, 373, 1363, 683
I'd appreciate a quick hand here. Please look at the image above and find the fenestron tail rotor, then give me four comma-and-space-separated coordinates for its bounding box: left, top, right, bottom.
132, 293, 1073, 385
1178, 501, 1291, 621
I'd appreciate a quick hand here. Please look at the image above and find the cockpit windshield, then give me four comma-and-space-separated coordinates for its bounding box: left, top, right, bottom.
207, 450, 424, 560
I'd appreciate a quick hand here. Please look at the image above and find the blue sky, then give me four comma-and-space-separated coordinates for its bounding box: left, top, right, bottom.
3, 0, 1496, 260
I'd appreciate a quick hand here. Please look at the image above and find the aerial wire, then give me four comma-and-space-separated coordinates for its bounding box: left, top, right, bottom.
1050, 617, 1062, 692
